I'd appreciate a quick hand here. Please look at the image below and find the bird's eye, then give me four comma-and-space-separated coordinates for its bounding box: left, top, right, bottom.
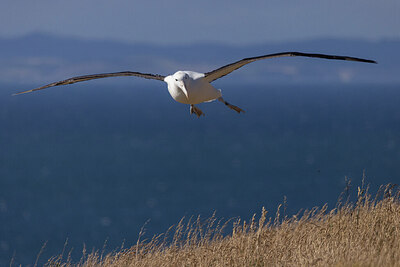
175, 79, 178, 81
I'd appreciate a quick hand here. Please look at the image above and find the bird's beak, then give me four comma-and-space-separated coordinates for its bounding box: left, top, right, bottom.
180, 82, 189, 99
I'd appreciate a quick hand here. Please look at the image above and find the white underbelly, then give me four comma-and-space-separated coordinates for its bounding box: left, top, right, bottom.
167, 86, 188, 103
168, 80, 222, 104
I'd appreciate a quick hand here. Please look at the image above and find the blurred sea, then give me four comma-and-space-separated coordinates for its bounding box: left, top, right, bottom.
1, 82, 399, 265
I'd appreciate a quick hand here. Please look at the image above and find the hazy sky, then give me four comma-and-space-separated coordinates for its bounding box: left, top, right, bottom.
1, 0, 399, 44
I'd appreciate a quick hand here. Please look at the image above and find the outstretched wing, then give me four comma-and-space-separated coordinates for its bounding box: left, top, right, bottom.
204, 52, 376, 83
13, 71, 166, 95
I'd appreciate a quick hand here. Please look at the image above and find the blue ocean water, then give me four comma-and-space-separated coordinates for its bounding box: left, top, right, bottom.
1, 82, 399, 265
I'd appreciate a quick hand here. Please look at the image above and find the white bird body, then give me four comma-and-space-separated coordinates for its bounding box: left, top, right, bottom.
164, 71, 222, 104
14, 51, 376, 117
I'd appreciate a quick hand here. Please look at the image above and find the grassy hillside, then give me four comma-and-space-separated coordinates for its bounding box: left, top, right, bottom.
46, 183, 400, 266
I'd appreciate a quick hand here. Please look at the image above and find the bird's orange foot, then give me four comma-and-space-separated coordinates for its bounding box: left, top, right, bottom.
190, 105, 205, 118
218, 97, 245, 114
227, 103, 245, 113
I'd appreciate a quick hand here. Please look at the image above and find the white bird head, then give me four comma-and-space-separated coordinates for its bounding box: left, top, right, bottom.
171, 71, 190, 98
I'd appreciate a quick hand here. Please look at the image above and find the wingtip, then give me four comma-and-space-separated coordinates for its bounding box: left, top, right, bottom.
349, 57, 377, 64
12, 90, 32, 96
364, 59, 378, 64
354, 59, 377, 64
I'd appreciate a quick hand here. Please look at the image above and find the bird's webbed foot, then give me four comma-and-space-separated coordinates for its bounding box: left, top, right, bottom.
190, 105, 205, 118
218, 97, 245, 113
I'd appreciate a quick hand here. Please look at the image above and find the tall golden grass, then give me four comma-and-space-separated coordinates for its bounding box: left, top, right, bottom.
47, 183, 400, 266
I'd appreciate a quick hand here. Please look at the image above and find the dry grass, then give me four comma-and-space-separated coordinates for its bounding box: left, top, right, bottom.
47, 183, 400, 266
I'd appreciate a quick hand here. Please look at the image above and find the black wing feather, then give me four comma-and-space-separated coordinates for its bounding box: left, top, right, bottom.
204, 52, 376, 83
13, 71, 165, 95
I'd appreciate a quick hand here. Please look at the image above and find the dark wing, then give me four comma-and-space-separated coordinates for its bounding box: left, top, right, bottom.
204, 52, 377, 83
13, 71, 166, 96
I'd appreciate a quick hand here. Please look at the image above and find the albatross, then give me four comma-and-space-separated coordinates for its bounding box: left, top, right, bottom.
13, 52, 376, 117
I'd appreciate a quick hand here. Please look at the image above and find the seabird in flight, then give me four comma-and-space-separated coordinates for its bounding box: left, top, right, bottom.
14, 52, 376, 117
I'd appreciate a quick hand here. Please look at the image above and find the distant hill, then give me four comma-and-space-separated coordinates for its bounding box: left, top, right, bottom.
0, 33, 398, 85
